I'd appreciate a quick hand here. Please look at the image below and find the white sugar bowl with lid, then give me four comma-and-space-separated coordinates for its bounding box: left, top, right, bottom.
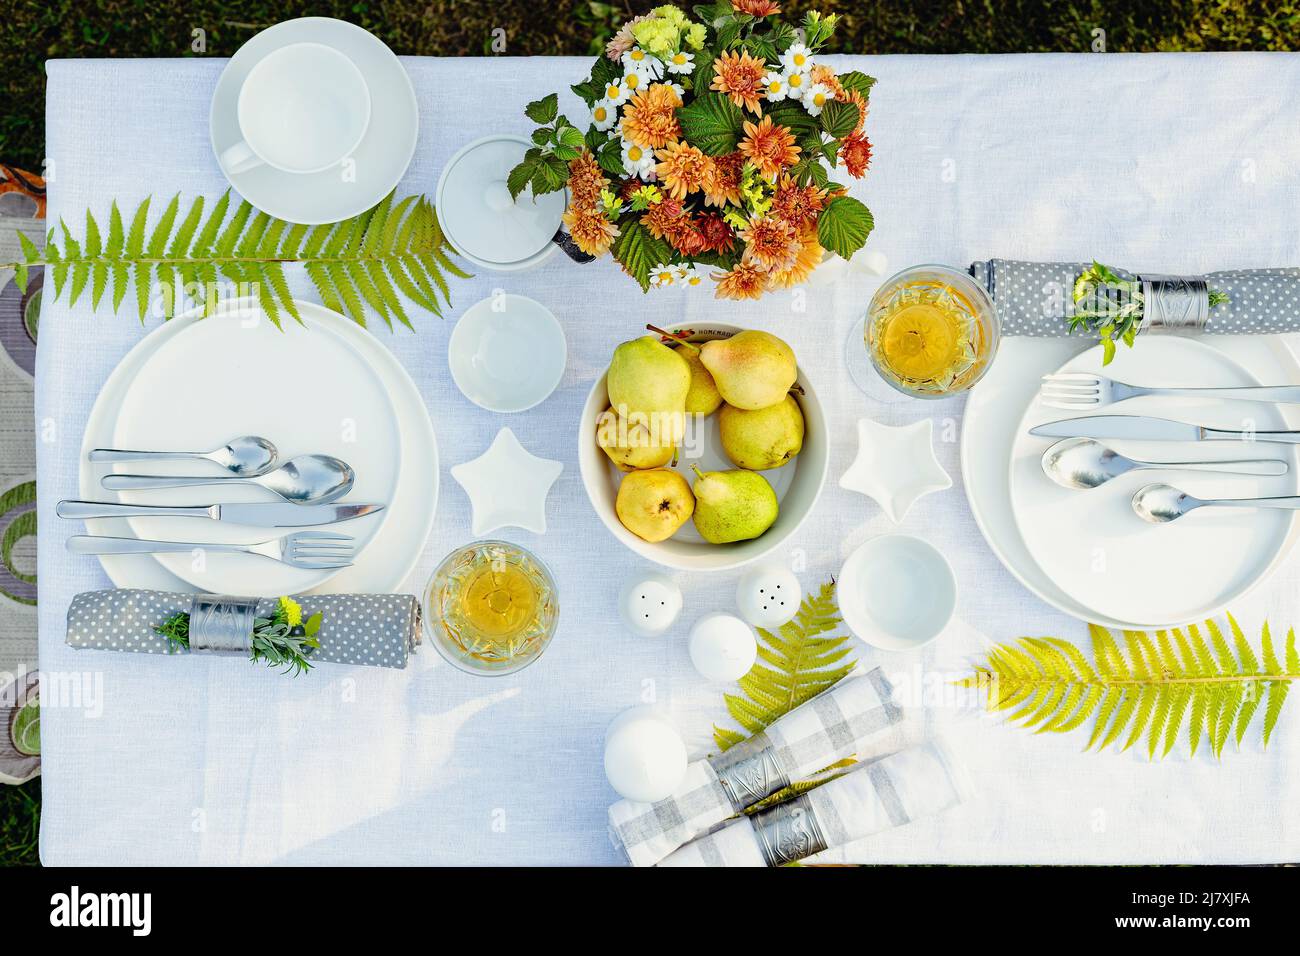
437, 134, 587, 272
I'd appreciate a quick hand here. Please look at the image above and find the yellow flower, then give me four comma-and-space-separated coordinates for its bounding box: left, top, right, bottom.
767, 229, 825, 288
278, 596, 303, 627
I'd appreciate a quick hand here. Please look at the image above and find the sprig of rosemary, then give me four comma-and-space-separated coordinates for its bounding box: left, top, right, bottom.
1070, 260, 1229, 365
155, 596, 323, 676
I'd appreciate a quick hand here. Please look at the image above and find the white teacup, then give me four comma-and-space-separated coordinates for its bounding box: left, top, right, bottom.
220, 41, 371, 176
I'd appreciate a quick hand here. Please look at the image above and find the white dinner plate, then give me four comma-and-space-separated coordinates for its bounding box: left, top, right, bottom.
78, 297, 438, 596
209, 17, 418, 225
962, 334, 1300, 628
1012, 338, 1299, 627
106, 310, 399, 595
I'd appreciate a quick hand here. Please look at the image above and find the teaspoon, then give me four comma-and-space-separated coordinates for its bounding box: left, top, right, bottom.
88, 435, 278, 477
101, 454, 355, 504
1133, 482, 1300, 523
1041, 437, 1288, 491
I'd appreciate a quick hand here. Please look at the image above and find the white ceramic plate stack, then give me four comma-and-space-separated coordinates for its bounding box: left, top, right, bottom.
963, 334, 1300, 628
79, 298, 438, 596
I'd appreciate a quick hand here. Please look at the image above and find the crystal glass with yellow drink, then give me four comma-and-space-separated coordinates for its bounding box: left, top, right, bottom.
424, 540, 559, 675
865, 265, 1000, 398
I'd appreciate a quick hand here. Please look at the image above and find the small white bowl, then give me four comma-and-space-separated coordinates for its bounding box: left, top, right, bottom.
577, 322, 829, 572
449, 293, 567, 413
838, 534, 956, 651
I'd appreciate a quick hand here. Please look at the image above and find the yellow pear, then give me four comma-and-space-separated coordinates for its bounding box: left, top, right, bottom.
616, 468, 695, 543
719, 395, 805, 470
675, 344, 723, 416
607, 336, 691, 419
690, 465, 778, 544
699, 330, 798, 410
596, 407, 676, 472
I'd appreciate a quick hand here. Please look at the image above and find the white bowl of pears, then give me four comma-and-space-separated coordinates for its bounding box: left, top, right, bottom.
578, 322, 829, 572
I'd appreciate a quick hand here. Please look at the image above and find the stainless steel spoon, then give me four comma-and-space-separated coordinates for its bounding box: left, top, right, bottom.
1133, 482, 1300, 523
1041, 437, 1288, 491
88, 435, 278, 477
101, 454, 355, 504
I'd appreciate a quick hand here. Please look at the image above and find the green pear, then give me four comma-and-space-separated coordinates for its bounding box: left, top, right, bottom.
675, 344, 723, 416
607, 337, 691, 433
690, 465, 779, 544
597, 407, 676, 472
616, 468, 695, 542
719, 395, 805, 470
699, 330, 797, 411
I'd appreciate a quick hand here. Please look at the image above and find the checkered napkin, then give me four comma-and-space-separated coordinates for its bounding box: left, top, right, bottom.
657, 740, 970, 867
65, 589, 422, 669
608, 668, 907, 867
970, 259, 1300, 336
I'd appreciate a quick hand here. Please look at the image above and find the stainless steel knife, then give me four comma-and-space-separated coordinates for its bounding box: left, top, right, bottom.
55, 500, 384, 526
1029, 415, 1300, 444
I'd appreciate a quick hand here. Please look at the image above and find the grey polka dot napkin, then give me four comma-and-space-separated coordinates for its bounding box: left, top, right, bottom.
970, 259, 1300, 337
66, 590, 422, 669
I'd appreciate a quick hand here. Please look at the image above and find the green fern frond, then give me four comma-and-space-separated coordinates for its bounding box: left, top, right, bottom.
713, 580, 858, 751
956, 612, 1300, 760
7, 191, 468, 329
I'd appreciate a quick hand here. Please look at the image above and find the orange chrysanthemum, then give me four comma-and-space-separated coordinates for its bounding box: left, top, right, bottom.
839, 133, 873, 178
768, 228, 825, 288
710, 50, 768, 114
809, 64, 845, 100
562, 206, 619, 257
704, 151, 746, 207
739, 116, 801, 179
567, 150, 607, 209
842, 89, 870, 137
769, 174, 828, 232
696, 212, 736, 253
654, 141, 714, 200
738, 216, 799, 272
642, 196, 685, 241
732, 0, 781, 14
713, 261, 769, 300
620, 83, 682, 150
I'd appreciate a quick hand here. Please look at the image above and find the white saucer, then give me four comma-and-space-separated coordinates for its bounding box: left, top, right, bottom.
210, 17, 418, 225
448, 294, 567, 412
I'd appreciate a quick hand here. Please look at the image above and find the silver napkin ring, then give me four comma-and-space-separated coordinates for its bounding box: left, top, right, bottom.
752, 794, 828, 866
1139, 274, 1209, 333
708, 731, 791, 813
187, 595, 259, 655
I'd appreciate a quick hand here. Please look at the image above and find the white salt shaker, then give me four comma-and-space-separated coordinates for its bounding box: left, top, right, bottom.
619, 572, 683, 636
688, 613, 757, 682
735, 564, 800, 629
603, 706, 688, 802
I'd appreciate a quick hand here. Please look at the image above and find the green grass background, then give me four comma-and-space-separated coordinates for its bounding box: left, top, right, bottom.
1, 0, 1298, 867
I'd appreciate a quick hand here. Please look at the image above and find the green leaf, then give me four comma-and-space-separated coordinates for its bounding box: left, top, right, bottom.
816, 195, 874, 260
524, 93, 559, 125
611, 220, 672, 293
530, 154, 570, 195
819, 100, 860, 139
676, 92, 745, 156
125, 197, 151, 257
837, 71, 877, 99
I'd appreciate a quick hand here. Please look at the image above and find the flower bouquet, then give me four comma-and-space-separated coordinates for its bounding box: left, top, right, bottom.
507, 2, 875, 299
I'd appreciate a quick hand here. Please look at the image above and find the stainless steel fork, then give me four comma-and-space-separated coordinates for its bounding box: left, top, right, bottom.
65, 530, 355, 570
1039, 372, 1300, 410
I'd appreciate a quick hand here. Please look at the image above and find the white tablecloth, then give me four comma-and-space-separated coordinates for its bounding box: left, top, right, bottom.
37, 52, 1300, 865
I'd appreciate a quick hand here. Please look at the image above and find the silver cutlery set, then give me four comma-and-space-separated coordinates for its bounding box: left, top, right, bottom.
1034, 373, 1300, 523
60, 435, 384, 569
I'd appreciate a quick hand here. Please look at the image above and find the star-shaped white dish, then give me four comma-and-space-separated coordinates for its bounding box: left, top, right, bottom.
450, 427, 564, 535
839, 417, 952, 523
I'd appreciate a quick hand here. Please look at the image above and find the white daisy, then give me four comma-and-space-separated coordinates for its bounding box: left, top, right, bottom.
601, 79, 630, 107
662, 80, 685, 100
802, 83, 833, 116
621, 140, 657, 179
590, 102, 618, 132
677, 264, 704, 287
762, 71, 788, 100
783, 69, 810, 98
620, 70, 649, 96
650, 263, 677, 287
622, 47, 664, 80
665, 49, 695, 75
780, 42, 813, 75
